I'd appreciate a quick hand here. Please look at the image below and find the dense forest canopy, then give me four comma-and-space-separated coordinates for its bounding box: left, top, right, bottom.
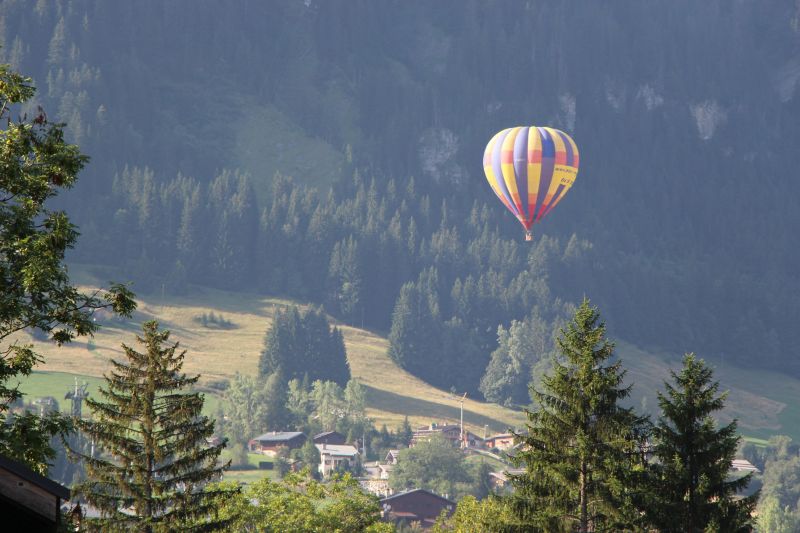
2, 0, 800, 385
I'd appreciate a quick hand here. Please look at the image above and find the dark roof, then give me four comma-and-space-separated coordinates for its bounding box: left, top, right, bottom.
251, 431, 305, 443
380, 488, 455, 506
0, 454, 70, 500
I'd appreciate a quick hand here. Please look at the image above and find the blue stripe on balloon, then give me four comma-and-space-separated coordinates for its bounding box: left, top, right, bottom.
558, 130, 574, 167
513, 127, 529, 221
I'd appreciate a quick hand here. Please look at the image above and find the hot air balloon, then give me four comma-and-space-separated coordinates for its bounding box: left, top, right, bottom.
483, 126, 579, 241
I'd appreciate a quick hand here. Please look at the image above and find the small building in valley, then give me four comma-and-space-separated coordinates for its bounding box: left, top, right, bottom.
411, 423, 461, 447
248, 431, 306, 455
484, 433, 516, 451
488, 468, 525, 492
385, 449, 402, 464
730, 459, 760, 473
380, 489, 455, 529
316, 443, 360, 477
411, 423, 483, 448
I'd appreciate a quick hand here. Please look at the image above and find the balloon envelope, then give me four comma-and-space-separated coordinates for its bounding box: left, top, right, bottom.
483, 126, 579, 233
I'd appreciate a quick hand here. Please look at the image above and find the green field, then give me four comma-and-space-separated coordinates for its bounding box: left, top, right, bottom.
17, 371, 222, 418
15, 265, 800, 442
217, 452, 278, 486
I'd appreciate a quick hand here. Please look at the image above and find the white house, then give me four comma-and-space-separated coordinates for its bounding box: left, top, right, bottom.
315, 443, 359, 477
730, 459, 760, 473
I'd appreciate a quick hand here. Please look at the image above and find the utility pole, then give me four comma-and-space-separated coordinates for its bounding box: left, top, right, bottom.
65, 378, 89, 419
459, 392, 467, 448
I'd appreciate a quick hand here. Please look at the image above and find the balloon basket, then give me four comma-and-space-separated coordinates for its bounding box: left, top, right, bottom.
525, 231, 533, 242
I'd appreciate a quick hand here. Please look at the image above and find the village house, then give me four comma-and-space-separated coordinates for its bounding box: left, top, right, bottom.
312, 430, 346, 446
411, 423, 460, 447
484, 433, 515, 451
730, 459, 760, 473
0, 453, 70, 532
380, 489, 455, 529
411, 423, 483, 448
385, 449, 401, 464
248, 431, 306, 455
316, 443, 360, 477
487, 468, 525, 492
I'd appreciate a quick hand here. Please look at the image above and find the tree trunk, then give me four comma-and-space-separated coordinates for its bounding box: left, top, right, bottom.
580, 460, 588, 533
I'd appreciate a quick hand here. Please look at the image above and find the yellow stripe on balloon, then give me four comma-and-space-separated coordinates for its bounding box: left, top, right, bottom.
500, 127, 523, 217
483, 130, 513, 211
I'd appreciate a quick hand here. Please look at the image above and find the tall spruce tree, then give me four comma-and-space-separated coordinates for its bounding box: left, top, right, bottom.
509, 299, 648, 532
72, 321, 233, 531
647, 354, 758, 532
259, 306, 349, 386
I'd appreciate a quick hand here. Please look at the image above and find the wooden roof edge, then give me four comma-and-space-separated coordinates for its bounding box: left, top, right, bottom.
0, 454, 70, 500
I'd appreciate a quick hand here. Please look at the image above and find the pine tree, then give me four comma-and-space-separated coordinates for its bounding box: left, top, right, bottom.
72, 321, 234, 531
326, 236, 363, 323
399, 416, 414, 447
388, 279, 441, 377
509, 299, 648, 532
647, 354, 758, 532
259, 306, 350, 386
262, 370, 290, 430
258, 306, 303, 378
326, 326, 350, 387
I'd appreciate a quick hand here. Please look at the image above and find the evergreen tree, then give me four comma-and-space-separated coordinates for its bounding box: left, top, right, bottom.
326, 236, 363, 323
398, 416, 414, 447
326, 325, 350, 387
259, 306, 350, 386
262, 370, 290, 430
387, 279, 442, 378
509, 299, 648, 532
72, 321, 233, 531
647, 354, 758, 532
259, 306, 303, 378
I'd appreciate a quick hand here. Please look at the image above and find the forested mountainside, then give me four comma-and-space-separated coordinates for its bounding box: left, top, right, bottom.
2, 1, 800, 390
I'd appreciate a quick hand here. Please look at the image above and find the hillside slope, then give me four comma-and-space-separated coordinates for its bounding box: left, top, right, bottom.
19, 267, 526, 434
17, 267, 800, 441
